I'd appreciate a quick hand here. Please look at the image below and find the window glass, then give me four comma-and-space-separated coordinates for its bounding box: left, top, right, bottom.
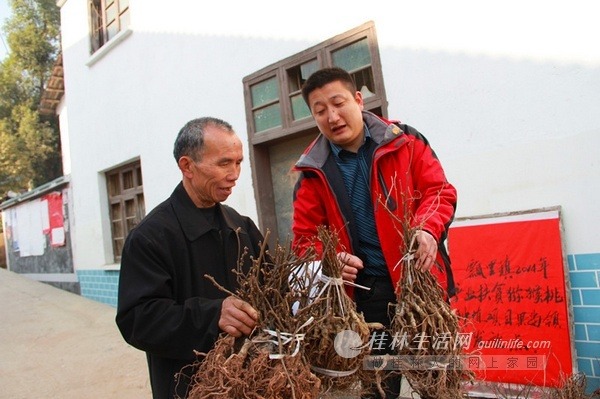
251, 77, 279, 108
332, 38, 371, 72
291, 94, 311, 121
354, 68, 376, 98
287, 60, 318, 92
287, 59, 317, 121
106, 3, 117, 24
300, 60, 319, 81
120, 10, 130, 31
107, 21, 118, 41
89, 0, 130, 54
254, 103, 282, 132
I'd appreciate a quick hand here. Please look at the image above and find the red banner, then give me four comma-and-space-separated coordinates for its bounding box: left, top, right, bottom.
42, 192, 65, 247
448, 209, 574, 387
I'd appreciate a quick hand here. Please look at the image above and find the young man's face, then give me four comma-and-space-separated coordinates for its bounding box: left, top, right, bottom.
307, 80, 365, 152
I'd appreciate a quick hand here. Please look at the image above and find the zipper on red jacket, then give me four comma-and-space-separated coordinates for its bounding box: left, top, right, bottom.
377, 170, 397, 211
372, 140, 405, 213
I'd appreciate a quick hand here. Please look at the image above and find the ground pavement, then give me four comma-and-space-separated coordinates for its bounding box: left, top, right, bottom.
0, 268, 151, 398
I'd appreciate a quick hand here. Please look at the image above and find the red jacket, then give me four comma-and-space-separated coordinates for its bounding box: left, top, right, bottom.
292, 111, 457, 296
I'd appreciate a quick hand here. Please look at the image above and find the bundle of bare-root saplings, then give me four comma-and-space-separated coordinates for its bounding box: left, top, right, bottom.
179, 228, 379, 399
390, 221, 473, 398
179, 234, 321, 399
302, 226, 373, 397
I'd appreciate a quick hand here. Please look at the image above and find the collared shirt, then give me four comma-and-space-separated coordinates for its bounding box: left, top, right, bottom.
330, 124, 387, 276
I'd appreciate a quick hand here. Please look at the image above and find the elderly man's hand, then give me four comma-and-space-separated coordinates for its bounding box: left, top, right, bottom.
218, 296, 258, 337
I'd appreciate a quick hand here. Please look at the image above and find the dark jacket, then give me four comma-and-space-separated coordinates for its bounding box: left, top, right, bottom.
116, 182, 264, 398
292, 111, 457, 297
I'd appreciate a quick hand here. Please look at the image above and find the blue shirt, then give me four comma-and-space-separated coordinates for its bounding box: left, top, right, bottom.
330, 125, 387, 276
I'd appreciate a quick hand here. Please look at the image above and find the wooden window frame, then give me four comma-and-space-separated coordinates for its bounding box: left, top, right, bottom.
242, 21, 387, 243
89, 0, 130, 54
106, 160, 144, 263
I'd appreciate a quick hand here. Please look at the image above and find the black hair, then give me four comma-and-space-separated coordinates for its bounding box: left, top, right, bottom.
173, 117, 234, 163
301, 67, 357, 105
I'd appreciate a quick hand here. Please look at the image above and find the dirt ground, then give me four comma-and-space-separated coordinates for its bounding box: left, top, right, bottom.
0, 268, 151, 398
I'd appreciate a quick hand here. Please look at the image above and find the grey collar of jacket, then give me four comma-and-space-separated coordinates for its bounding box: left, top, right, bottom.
294, 110, 405, 170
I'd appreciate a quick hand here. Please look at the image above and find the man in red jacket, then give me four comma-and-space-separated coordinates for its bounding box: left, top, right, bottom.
292, 67, 457, 398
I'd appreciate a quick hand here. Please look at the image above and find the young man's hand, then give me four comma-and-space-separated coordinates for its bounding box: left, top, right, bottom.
414, 230, 437, 272
337, 251, 364, 282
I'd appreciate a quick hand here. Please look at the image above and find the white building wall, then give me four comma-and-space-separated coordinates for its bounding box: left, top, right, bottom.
57, 0, 600, 267
56, 98, 71, 175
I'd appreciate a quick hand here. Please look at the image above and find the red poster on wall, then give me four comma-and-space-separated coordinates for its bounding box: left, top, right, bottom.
448, 208, 574, 388
45, 192, 64, 230
42, 191, 65, 247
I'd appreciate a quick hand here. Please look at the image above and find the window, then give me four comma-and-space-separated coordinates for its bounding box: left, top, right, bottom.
242, 21, 386, 244
89, 0, 130, 53
106, 161, 144, 262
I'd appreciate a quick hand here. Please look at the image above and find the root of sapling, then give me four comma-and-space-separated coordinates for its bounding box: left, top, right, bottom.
178, 231, 322, 398
302, 226, 374, 395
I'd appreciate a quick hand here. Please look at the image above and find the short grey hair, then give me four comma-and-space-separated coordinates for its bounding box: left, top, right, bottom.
173, 117, 234, 163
